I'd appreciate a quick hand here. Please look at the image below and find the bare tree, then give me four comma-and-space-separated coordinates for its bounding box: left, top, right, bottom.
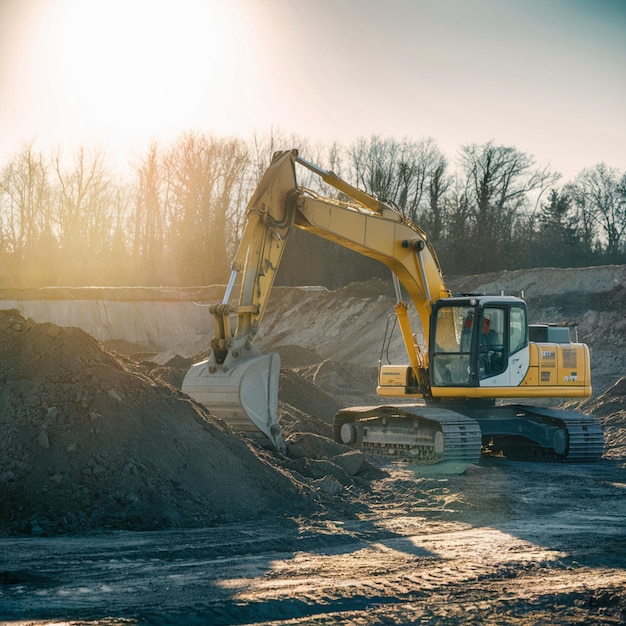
162, 132, 250, 284
53, 145, 115, 261
211, 137, 249, 276
131, 141, 166, 281
0, 143, 55, 286
533, 188, 587, 267
345, 136, 448, 223
568, 163, 626, 258
435, 175, 474, 274
420, 152, 451, 242
457, 141, 559, 272
0, 142, 51, 255
104, 182, 133, 285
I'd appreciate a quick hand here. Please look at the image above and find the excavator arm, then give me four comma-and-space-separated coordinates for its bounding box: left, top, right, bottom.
182, 149, 450, 450
290, 169, 450, 348
212, 149, 448, 358
209, 150, 297, 360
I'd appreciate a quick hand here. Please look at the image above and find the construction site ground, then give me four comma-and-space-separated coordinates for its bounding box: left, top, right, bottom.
1, 265, 625, 625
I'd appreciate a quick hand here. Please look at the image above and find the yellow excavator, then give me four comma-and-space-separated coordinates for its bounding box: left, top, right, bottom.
182, 150, 604, 467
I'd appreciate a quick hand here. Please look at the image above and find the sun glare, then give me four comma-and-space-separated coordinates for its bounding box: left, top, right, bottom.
51, 0, 230, 141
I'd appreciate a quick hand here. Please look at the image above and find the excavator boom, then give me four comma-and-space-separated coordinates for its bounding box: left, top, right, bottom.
183, 149, 449, 452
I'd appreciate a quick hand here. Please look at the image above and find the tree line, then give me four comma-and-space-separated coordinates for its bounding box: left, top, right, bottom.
1, 131, 624, 289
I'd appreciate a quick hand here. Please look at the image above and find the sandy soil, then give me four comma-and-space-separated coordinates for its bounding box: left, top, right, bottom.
1, 266, 625, 624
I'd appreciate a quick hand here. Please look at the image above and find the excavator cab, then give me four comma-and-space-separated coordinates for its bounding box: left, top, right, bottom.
428, 295, 602, 460
429, 294, 592, 401
429, 296, 529, 391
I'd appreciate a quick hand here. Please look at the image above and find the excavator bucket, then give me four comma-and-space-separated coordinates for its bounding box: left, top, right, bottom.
182, 351, 285, 453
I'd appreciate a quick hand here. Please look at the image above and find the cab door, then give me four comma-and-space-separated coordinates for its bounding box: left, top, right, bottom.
430, 299, 530, 391
478, 303, 529, 387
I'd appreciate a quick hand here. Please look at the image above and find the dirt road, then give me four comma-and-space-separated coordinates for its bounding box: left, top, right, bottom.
2, 456, 625, 625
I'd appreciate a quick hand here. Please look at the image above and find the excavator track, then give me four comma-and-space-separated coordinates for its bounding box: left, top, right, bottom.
514, 405, 604, 461
475, 404, 604, 462
333, 404, 482, 471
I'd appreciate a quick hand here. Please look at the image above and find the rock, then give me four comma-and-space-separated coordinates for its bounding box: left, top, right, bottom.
285, 457, 353, 486
37, 430, 50, 449
2, 470, 16, 483
107, 389, 123, 402
30, 524, 45, 536
332, 450, 365, 476
45, 324, 60, 337
311, 475, 342, 495
286, 432, 349, 460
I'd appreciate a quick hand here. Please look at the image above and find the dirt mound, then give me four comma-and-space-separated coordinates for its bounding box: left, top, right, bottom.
279, 368, 345, 426
447, 264, 626, 298
0, 310, 308, 536
295, 359, 380, 406
581, 377, 626, 421
257, 279, 414, 368
273, 344, 324, 368
579, 377, 626, 461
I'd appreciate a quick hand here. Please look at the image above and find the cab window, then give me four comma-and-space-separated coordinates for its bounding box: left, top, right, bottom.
510, 305, 528, 354
431, 305, 474, 386
478, 307, 506, 379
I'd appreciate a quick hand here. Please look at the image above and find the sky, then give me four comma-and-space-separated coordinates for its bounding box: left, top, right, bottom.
0, 0, 624, 181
